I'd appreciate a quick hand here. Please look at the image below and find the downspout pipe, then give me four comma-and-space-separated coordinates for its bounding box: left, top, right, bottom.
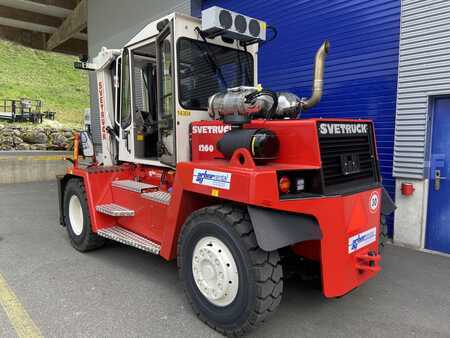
300, 40, 330, 111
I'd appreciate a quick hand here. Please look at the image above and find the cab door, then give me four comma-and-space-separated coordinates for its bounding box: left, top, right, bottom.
156, 21, 176, 166
117, 47, 134, 162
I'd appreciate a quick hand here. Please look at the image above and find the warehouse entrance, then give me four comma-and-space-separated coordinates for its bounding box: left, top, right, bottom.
426, 97, 450, 254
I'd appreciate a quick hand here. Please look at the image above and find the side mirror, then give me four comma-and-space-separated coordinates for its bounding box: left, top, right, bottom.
79, 131, 94, 157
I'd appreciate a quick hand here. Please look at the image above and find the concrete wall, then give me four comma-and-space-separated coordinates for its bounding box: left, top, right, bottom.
0, 151, 69, 184
87, 0, 193, 57
394, 178, 429, 249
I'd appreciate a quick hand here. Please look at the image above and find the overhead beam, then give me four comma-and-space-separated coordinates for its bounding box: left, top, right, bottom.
0, 25, 87, 55
0, 4, 63, 28
46, 0, 86, 51
0, 0, 71, 18
0, 16, 87, 40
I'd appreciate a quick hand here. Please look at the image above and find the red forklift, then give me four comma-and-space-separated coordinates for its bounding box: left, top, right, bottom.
59, 7, 395, 336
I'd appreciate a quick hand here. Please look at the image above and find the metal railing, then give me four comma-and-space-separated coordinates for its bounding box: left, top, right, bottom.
0, 98, 54, 123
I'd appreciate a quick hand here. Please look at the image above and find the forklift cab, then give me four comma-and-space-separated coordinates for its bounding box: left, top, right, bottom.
113, 13, 257, 167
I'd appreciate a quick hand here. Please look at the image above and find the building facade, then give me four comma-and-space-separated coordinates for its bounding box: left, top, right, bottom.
393, 0, 450, 254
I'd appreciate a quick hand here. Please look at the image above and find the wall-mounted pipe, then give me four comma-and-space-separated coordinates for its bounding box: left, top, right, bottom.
301, 40, 330, 111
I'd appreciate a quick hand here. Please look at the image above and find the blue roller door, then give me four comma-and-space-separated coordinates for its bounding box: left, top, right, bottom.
202, 0, 400, 236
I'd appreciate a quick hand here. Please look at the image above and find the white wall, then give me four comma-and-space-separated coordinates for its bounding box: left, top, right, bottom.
88, 0, 192, 57
394, 178, 429, 248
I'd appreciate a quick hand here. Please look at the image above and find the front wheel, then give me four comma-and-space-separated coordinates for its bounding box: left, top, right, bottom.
178, 205, 283, 336
63, 178, 105, 252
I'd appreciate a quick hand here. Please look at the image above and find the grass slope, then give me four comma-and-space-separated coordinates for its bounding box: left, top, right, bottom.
0, 39, 89, 126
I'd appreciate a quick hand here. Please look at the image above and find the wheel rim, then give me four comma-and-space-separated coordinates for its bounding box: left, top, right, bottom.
68, 195, 84, 236
192, 236, 239, 307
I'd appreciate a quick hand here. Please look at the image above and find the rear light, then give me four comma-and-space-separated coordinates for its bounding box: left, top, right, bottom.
296, 178, 305, 191
277, 170, 324, 199
279, 176, 291, 193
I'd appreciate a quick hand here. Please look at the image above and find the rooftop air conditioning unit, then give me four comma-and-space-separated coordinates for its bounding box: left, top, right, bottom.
201, 6, 266, 43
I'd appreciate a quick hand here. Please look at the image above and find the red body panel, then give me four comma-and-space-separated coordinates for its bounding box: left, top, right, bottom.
164, 160, 381, 297
66, 118, 381, 298
191, 119, 323, 167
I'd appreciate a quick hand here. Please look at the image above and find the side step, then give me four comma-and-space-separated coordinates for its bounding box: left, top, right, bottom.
96, 203, 134, 216
97, 226, 160, 254
112, 179, 157, 193
141, 191, 171, 205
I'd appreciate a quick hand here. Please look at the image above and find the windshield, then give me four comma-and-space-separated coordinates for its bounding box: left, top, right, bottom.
177, 37, 254, 110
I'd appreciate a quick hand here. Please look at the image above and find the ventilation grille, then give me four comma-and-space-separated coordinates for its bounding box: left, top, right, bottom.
318, 123, 379, 192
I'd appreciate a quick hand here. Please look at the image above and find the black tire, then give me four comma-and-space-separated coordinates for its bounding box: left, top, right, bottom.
63, 178, 105, 252
178, 204, 283, 337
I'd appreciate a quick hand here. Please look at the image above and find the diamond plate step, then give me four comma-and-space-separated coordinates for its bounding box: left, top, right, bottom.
97, 226, 160, 254
96, 203, 135, 216
112, 180, 157, 193
141, 191, 171, 205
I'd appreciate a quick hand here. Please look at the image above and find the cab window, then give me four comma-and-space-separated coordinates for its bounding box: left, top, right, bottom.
177, 38, 254, 110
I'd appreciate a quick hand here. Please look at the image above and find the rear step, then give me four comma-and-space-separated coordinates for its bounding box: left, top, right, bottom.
96, 203, 134, 216
97, 226, 160, 254
141, 191, 171, 205
112, 179, 157, 193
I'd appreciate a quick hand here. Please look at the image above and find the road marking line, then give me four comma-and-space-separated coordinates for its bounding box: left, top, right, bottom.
0, 273, 43, 338
0, 156, 66, 161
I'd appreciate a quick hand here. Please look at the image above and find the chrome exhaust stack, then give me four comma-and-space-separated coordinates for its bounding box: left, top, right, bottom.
301, 40, 330, 111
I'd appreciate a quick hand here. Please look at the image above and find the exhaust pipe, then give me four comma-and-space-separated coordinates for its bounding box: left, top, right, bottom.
301, 40, 330, 111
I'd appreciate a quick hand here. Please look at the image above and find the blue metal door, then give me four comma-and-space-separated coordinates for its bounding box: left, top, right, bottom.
426, 97, 450, 254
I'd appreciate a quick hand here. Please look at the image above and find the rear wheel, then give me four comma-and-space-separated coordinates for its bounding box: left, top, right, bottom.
178, 204, 283, 336
63, 178, 105, 252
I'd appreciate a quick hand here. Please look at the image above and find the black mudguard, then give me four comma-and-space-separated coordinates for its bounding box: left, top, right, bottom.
381, 187, 396, 216
247, 206, 322, 252
57, 175, 65, 226
57, 174, 77, 226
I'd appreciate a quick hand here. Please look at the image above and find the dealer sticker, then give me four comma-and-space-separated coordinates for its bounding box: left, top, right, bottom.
193, 169, 231, 190
348, 227, 377, 253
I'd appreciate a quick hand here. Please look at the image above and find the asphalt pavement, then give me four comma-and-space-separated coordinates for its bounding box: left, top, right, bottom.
0, 181, 449, 338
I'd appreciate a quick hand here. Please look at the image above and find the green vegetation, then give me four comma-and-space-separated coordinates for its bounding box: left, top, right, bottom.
0, 39, 89, 127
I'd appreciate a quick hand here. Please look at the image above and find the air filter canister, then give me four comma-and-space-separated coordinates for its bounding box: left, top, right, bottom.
217, 128, 279, 161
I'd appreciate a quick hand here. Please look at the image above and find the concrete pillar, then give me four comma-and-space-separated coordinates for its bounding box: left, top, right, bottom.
394, 178, 428, 249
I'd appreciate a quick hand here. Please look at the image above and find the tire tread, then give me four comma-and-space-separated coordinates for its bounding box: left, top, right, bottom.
178, 203, 283, 337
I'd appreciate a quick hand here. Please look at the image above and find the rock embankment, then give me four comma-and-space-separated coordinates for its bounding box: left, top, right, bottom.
0, 124, 75, 151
